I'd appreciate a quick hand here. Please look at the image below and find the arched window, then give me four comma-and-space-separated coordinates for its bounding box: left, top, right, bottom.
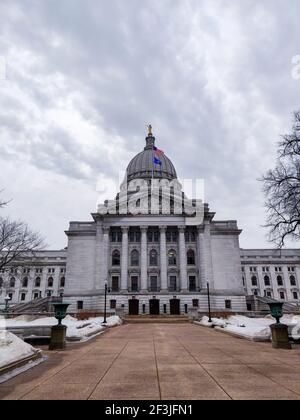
10, 277, 15, 288
277, 276, 283, 286
35, 277, 41, 287
264, 276, 270, 286
290, 276, 296, 286
187, 249, 195, 265
251, 276, 258, 287
112, 250, 121, 266
130, 250, 139, 266
168, 250, 177, 266
22, 277, 28, 288
149, 249, 158, 266
60, 277, 65, 288
48, 277, 54, 288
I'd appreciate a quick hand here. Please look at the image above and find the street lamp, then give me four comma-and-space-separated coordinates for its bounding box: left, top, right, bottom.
102, 280, 108, 325
207, 283, 212, 323
4, 295, 11, 313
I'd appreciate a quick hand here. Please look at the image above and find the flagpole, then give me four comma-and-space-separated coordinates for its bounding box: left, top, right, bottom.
152, 146, 154, 180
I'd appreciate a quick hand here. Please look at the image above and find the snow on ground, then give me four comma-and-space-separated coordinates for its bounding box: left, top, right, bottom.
0, 330, 39, 369
1, 315, 122, 341
199, 315, 300, 341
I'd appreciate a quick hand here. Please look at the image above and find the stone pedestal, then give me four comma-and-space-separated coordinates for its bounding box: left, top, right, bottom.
270, 323, 291, 350
49, 325, 67, 351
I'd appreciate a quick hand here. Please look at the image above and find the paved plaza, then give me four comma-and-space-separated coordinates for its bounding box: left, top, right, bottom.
1, 323, 300, 400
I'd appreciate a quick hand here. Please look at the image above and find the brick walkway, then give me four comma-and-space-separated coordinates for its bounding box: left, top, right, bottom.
1, 323, 300, 400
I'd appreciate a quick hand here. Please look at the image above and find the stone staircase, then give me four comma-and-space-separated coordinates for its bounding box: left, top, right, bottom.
10, 296, 62, 315
250, 295, 300, 314
123, 315, 190, 324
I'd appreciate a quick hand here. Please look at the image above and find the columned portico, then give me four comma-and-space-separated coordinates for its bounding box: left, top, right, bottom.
141, 226, 148, 292
178, 226, 188, 291
121, 226, 129, 291
159, 226, 168, 292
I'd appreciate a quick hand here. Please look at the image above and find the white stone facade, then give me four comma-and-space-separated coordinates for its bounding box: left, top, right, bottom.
0, 251, 66, 309
241, 249, 300, 304
60, 208, 247, 314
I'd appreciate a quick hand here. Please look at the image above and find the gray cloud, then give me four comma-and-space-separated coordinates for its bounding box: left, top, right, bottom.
0, 0, 300, 248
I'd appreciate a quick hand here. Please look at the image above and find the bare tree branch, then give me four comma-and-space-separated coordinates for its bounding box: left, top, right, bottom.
0, 189, 9, 209
261, 112, 300, 248
0, 217, 45, 275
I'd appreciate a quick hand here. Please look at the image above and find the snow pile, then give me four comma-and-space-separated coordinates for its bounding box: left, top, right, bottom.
0, 330, 39, 369
199, 316, 226, 328
3, 315, 122, 342
199, 314, 300, 341
222, 316, 273, 341
64, 315, 122, 340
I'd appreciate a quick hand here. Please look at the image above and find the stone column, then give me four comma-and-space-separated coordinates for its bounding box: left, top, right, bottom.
141, 226, 148, 292
178, 226, 188, 291
121, 226, 129, 292
160, 226, 168, 292
95, 222, 103, 291
197, 221, 214, 290
101, 226, 110, 291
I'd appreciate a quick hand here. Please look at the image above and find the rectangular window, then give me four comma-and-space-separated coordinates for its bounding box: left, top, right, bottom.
77, 301, 83, 310
169, 276, 177, 292
279, 292, 285, 300
225, 300, 232, 310
189, 276, 197, 292
150, 276, 158, 292
111, 277, 119, 292
192, 299, 199, 308
293, 292, 298, 300
110, 300, 117, 309
20, 293, 26, 301
131, 276, 139, 292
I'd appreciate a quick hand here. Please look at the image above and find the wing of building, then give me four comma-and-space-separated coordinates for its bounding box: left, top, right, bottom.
1, 129, 300, 314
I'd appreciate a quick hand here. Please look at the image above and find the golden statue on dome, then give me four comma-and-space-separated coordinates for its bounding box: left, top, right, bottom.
147, 124, 153, 136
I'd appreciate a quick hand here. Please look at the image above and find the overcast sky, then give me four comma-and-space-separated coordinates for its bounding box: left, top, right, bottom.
0, 0, 300, 249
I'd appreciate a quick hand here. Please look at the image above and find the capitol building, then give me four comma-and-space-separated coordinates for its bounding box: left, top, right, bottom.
1, 128, 300, 314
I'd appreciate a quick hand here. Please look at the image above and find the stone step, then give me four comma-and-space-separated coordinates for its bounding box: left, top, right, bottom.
123, 315, 190, 324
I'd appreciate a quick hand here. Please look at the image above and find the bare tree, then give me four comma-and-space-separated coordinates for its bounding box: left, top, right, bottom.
0, 217, 45, 273
0, 190, 9, 208
262, 112, 300, 247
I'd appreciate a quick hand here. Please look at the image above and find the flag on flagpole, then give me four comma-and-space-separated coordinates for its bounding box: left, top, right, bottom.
153, 156, 162, 166
154, 146, 164, 155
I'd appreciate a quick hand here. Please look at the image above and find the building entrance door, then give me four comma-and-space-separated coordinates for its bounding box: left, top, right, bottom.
149, 299, 160, 315
128, 299, 139, 315
170, 299, 180, 315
